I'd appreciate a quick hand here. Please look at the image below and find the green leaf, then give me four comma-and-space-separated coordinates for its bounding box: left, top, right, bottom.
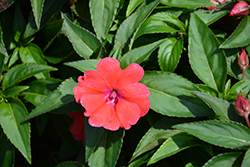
161, 0, 215, 8
120, 39, 165, 69
173, 120, 250, 149
135, 12, 185, 39
188, 13, 227, 92
22, 77, 78, 121
203, 152, 242, 167
220, 15, 250, 49
90, 0, 120, 41
0, 130, 15, 167
22, 78, 61, 106
19, 43, 50, 79
65, 59, 99, 73
140, 71, 213, 117
13, 4, 26, 42
55, 161, 84, 167
3, 86, 29, 97
8, 47, 19, 67
115, 0, 160, 52
242, 148, 250, 167
2, 64, 57, 89
0, 98, 31, 164
158, 37, 183, 72
131, 117, 196, 161
0, 24, 8, 80
0, 0, 14, 13
85, 119, 125, 167
30, 0, 45, 29
23, 11, 38, 39
129, 150, 155, 167
61, 13, 101, 59
147, 133, 202, 165
126, 0, 144, 16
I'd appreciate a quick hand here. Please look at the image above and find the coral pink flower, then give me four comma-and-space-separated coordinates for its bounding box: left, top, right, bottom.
206, 0, 227, 10
68, 110, 85, 142
230, 1, 249, 16
73, 58, 150, 131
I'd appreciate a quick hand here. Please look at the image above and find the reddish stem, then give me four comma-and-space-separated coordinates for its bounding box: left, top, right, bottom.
241, 67, 246, 81
244, 114, 250, 129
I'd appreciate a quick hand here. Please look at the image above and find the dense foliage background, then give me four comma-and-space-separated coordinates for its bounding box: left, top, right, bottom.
1, 0, 250, 166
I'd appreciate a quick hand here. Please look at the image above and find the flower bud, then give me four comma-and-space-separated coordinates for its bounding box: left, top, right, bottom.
206, 0, 227, 10
230, 1, 249, 16
238, 49, 249, 71
235, 93, 250, 117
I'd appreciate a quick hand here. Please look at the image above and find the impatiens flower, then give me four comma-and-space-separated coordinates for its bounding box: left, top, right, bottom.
206, 0, 227, 10
230, 1, 249, 16
235, 92, 250, 128
68, 110, 85, 142
73, 58, 150, 131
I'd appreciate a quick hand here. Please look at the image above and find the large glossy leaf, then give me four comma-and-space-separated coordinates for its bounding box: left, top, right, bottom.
126, 0, 144, 16
220, 15, 250, 49
65, 59, 98, 73
85, 119, 125, 167
131, 117, 197, 161
23, 78, 79, 121
203, 152, 242, 167
188, 13, 227, 92
2, 64, 57, 89
0, 98, 31, 164
242, 148, 250, 167
61, 13, 101, 59
3, 86, 29, 97
0, 130, 15, 167
22, 78, 61, 106
135, 12, 185, 39
120, 39, 165, 69
19, 43, 50, 79
158, 37, 183, 72
147, 133, 202, 165
173, 120, 250, 149
90, 0, 120, 41
161, 0, 215, 8
115, 0, 160, 52
140, 71, 213, 117
30, 0, 45, 29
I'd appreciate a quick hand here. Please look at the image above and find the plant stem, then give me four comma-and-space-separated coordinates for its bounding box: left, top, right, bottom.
244, 114, 250, 128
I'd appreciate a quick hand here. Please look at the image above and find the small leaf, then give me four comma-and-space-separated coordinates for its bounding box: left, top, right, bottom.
19, 43, 50, 79
203, 152, 242, 167
85, 118, 125, 167
126, 0, 144, 16
173, 120, 250, 149
242, 148, 250, 167
115, 0, 160, 52
23, 77, 79, 122
65, 59, 99, 73
30, 0, 45, 29
13, 4, 26, 42
129, 150, 155, 167
0, 98, 31, 164
140, 71, 213, 117
158, 37, 183, 72
90, 0, 120, 41
188, 13, 227, 92
147, 133, 202, 165
0, 130, 15, 167
120, 39, 165, 69
8, 47, 19, 67
135, 12, 185, 39
161, 0, 215, 8
220, 15, 250, 49
2, 64, 57, 89
61, 13, 101, 59
3, 86, 29, 97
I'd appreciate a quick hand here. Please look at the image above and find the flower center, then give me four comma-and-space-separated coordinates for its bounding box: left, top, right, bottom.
106, 90, 119, 105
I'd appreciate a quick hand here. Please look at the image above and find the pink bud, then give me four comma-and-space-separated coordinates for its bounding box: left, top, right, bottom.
230, 1, 249, 16
206, 0, 228, 10
238, 49, 249, 71
235, 93, 250, 117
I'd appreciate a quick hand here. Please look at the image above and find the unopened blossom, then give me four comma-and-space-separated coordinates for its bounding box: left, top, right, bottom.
235, 92, 250, 128
73, 58, 150, 131
68, 110, 85, 142
230, 1, 249, 16
206, 0, 227, 10
238, 49, 249, 70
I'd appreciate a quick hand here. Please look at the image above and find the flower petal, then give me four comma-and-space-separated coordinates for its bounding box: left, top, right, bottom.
115, 99, 140, 130
80, 94, 106, 116
103, 114, 120, 131
125, 97, 150, 117
96, 57, 123, 87
117, 63, 144, 88
88, 103, 115, 127
68, 111, 85, 141
118, 83, 150, 99
73, 86, 97, 103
